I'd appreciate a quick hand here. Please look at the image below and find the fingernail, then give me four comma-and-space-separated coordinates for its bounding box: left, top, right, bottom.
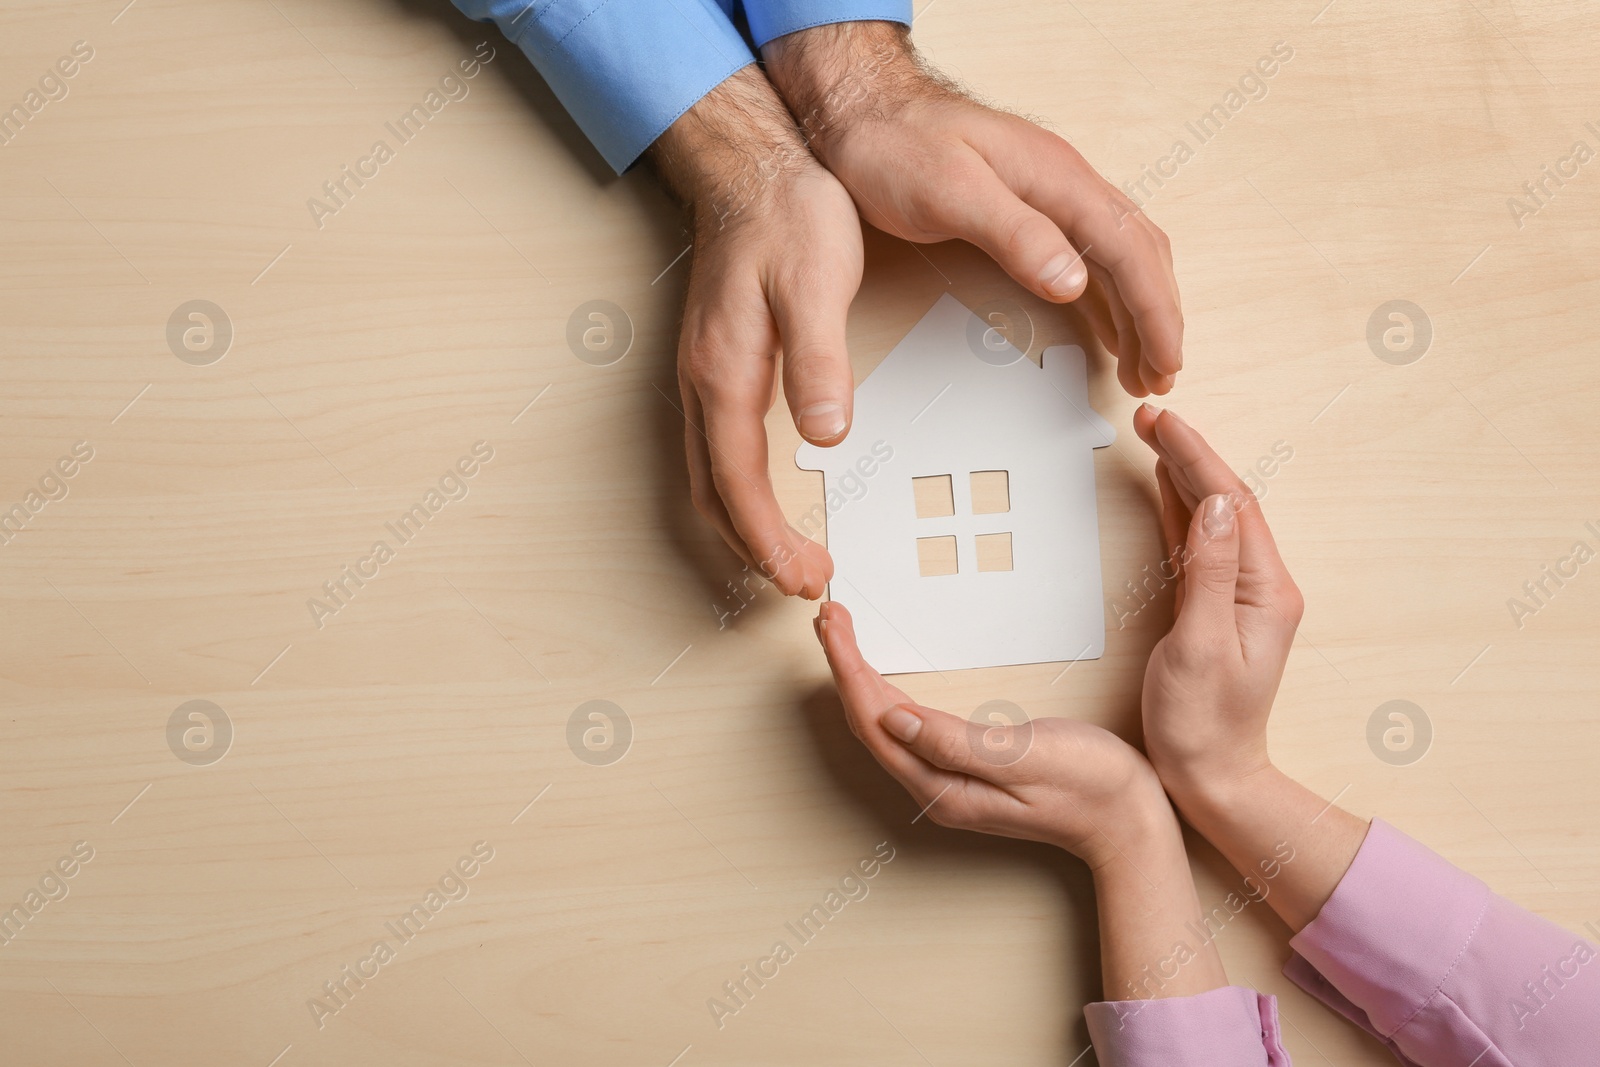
1203, 494, 1234, 538
882, 707, 922, 743
1139, 402, 1159, 419
1040, 251, 1087, 297
799, 403, 847, 442
1166, 410, 1190, 428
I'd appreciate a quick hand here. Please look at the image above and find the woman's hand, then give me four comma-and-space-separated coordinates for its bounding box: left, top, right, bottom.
1133, 405, 1367, 932
1132, 405, 1304, 806
814, 599, 1231, 1002
815, 600, 1174, 871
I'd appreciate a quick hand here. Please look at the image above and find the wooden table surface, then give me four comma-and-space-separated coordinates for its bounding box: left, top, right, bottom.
3, 1, 1597, 1064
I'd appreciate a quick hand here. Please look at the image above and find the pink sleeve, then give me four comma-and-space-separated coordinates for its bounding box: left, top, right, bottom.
1083, 985, 1291, 1066
1284, 818, 1600, 1067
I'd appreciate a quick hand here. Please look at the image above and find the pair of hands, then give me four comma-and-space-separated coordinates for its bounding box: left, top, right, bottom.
816, 408, 1304, 873
650, 22, 1183, 597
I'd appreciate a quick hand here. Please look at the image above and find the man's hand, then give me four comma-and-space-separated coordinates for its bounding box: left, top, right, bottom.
650, 67, 864, 598
764, 22, 1183, 397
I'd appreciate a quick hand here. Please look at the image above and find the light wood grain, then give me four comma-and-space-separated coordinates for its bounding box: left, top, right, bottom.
2, 1, 1597, 1064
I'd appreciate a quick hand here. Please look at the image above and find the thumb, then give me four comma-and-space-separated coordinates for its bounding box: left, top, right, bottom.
934, 170, 1088, 302
772, 282, 854, 446
880, 704, 1019, 784
1173, 493, 1242, 644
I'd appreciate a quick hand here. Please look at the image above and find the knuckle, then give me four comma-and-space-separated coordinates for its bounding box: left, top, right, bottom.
1222, 489, 1255, 519
1097, 239, 1135, 273
1126, 219, 1164, 255
904, 190, 946, 234
784, 342, 844, 384
694, 371, 748, 413
679, 321, 749, 387
931, 729, 969, 771
1133, 225, 1163, 261
688, 483, 719, 520
997, 205, 1045, 262
924, 800, 967, 831
1278, 581, 1306, 624
1049, 133, 1089, 170
1106, 193, 1142, 231
680, 347, 721, 388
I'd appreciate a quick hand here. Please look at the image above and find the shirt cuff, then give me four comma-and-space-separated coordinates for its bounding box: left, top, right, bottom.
743, 0, 912, 49
1083, 986, 1290, 1067
1285, 817, 1600, 1067
457, 0, 756, 173
1285, 819, 1489, 1040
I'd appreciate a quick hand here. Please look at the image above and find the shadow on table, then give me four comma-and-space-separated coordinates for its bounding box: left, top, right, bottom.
376, 1, 748, 604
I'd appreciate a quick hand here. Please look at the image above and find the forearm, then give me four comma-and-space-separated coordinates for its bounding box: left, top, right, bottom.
1173, 765, 1368, 934
1089, 806, 1229, 1003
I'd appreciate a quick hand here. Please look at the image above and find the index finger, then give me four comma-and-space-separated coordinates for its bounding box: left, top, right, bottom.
1136, 407, 1292, 589
1005, 143, 1183, 382
696, 371, 832, 599
1076, 205, 1183, 381
815, 601, 973, 807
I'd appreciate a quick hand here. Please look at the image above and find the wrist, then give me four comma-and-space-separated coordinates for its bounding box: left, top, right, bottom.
1076, 777, 1186, 878
649, 66, 816, 234
1166, 762, 1281, 836
1149, 739, 1272, 817
760, 21, 926, 160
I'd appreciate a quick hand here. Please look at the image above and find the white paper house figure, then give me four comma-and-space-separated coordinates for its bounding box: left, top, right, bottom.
796, 294, 1116, 674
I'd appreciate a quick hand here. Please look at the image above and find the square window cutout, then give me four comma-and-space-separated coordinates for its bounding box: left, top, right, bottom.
975, 531, 1013, 572
916, 535, 958, 576
970, 470, 1010, 515
912, 474, 955, 519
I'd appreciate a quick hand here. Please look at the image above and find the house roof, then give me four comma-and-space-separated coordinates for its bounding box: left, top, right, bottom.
795, 294, 1114, 475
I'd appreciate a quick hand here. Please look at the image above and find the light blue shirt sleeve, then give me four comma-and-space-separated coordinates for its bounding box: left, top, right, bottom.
451, 0, 756, 173
741, 0, 911, 49
453, 0, 913, 174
